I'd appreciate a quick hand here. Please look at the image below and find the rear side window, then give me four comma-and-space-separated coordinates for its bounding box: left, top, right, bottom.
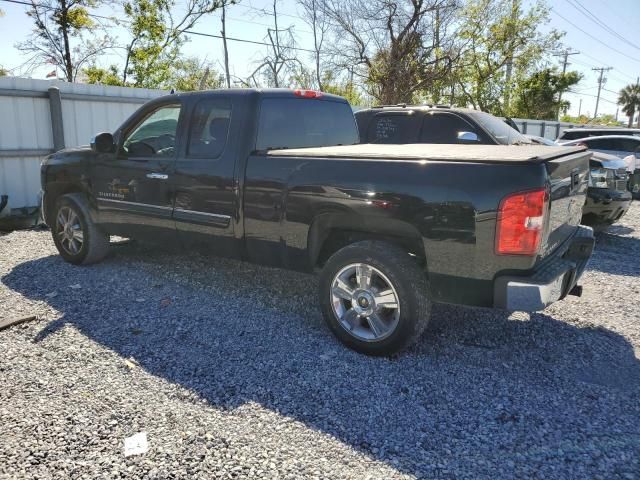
618, 138, 640, 152
560, 131, 589, 140
420, 113, 482, 143
585, 138, 615, 150
256, 98, 358, 150
187, 99, 232, 158
366, 114, 420, 143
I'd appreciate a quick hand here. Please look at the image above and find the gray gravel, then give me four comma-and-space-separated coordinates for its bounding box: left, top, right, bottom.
1, 205, 639, 480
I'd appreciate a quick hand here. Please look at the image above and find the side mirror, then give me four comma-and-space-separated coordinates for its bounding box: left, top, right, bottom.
91, 132, 115, 154
457, 131, 479, 143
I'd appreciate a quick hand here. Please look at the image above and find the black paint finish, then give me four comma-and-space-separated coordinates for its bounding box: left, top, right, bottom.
41, 89, 590, 309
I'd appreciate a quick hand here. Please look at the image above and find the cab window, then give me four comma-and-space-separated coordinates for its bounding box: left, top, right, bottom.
123, 104, 181, 158
255, 98, 358, 150
187, 99, 232, 158
420, 113, 482, 144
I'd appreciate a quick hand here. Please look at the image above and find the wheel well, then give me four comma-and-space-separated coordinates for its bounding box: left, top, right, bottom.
315, 229, 425, 268
44, 183, 84, 225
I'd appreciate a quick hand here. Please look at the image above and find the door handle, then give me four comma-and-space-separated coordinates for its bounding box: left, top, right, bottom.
146, 173, 169, 180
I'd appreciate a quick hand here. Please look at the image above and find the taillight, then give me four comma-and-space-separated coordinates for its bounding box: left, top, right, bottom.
293, 89, 323, 99
496, 188, 548, 256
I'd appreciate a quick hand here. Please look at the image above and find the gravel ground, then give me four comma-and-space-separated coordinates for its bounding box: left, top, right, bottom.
1, 205, 639, 480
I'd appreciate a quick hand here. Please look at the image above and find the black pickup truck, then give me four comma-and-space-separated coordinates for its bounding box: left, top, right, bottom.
41, 89, 594, 355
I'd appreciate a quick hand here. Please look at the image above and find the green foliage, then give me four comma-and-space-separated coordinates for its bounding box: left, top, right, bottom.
451, 0, 561, 114
17, 0, 111, 81
323, 81, 365, 107
84, 65, 124, 86
510, 69, 581, 120
84, 57, 223, 91
618, 83, 640, 128
592, 114, 623, 126
560, 114, 590, 124
118, 0, 225, 88
121, 0, 177, 88
169, 58, 224, 91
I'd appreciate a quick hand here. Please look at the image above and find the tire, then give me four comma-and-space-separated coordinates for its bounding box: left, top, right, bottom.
51, 194, 110, 265
319, 240, 431, 356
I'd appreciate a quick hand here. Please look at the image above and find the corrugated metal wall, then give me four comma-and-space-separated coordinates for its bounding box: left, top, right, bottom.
0, 77, 165, 214
510, 118, 582, 140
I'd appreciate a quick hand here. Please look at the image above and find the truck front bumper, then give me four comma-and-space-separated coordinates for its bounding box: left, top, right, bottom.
493, 225, 594, 311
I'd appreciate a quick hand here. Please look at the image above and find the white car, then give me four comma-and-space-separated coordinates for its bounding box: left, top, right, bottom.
558, 135, 640, 167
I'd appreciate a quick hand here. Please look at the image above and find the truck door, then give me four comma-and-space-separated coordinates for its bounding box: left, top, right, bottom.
92, 100, 182, 243
172, 96, 240, 257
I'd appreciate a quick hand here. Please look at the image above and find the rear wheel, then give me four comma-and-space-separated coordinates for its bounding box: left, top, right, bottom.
52, 194, 109, 265
319, 241, 431, 356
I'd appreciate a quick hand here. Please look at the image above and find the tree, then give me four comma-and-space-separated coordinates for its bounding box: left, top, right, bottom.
245, 0, 303, 88
169, 58, 224, 91
84, 64, 123, 85
298, 0, 330, 90
452, 0, 561, 114
119, 0, 225, 87
17, 0, 113, 82
322, 0, 456, 105
618, 83, 640, 128
510, 69, 581, 120
560, 114, 589, 124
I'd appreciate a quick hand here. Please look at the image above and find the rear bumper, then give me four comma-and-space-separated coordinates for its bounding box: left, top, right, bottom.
581, 188, 632, 226
493, 225, 594, 311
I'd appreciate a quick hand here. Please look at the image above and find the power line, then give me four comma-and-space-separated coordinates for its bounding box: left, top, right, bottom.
566, 90, 617, 105
0, 0, 319, 54
564, 0, 640, 52
552, 8, 640, 64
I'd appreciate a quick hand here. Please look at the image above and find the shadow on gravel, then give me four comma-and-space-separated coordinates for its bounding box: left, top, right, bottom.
588, 231, 640, 277
3, 248, 640, 478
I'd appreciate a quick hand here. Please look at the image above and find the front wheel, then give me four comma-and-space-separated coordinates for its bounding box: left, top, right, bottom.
51, 194, 110, 265
319, 241, 431, 356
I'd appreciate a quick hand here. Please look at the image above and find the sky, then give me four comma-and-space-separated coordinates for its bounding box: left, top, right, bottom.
1, 0, 639, 120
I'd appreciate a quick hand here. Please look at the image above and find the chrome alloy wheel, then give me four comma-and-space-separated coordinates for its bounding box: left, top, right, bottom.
330, 263, 400, 341
56, 206, 84, 255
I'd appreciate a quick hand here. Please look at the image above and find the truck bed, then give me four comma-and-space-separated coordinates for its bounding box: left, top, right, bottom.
268, 143, 588, 164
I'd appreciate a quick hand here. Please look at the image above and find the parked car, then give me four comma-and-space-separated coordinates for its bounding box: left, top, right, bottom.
558, 135, 640, 160
559, 135, 640, 198
41, 90, 594, 355
356, 106, 630, 231
527, 135, 632, 230
355, 104, 534, 145
557, 127, 640, 142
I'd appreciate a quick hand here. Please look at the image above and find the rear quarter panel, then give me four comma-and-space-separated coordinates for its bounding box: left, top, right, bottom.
243, 155, 551, 306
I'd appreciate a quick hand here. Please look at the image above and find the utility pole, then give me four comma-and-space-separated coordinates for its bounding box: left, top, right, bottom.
221, 2, 231, 89
552, 49, 579, 119
578, 98, 582, 117
592, 67, 613, 119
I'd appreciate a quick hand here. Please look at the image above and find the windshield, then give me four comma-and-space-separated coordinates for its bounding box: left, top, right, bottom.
256, 98, 359, 150
467, 111, 532, 145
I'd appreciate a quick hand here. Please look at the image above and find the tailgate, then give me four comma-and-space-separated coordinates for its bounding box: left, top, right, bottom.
541, 150, 591, 256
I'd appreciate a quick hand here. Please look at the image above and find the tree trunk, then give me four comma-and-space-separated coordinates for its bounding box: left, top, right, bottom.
59, 0, 74, 81
628, 108, 634, 128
